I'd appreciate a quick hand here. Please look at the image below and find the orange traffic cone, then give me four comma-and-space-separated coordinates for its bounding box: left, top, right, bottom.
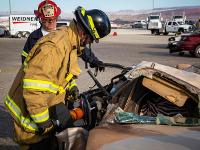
113, 32, 117, 36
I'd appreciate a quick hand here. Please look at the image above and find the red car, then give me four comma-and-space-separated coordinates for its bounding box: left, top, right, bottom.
169, 31, 200, 58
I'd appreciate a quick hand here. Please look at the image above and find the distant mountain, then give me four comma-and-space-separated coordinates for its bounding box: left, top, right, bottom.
1, 5, 200, 24
108, 6, 200, 24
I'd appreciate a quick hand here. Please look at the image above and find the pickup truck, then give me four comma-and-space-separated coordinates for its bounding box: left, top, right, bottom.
148, 19, 193, 35
164, 20, 192, 35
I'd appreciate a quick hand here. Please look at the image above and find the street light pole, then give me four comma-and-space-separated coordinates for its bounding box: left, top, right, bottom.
9, 0, 12, 14
152, 0, 154, 10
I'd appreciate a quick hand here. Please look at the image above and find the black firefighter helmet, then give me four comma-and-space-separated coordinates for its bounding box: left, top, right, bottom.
74, 6, 111, 42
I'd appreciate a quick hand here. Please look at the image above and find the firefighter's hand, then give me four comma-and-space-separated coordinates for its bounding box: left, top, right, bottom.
66, 86, 79, 102
36, 120, 54, 135
90, 60, 105, 72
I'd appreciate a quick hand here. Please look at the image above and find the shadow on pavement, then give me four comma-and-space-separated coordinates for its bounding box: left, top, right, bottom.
147, 44, 168, 49
141, 50, 196, 58
0, 105, 19, 150
139, 51, 171, 57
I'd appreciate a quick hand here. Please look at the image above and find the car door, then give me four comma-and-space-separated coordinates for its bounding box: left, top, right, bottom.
0, 28, 4, 36
172, 21, 179, 32
166, 21, 172, 32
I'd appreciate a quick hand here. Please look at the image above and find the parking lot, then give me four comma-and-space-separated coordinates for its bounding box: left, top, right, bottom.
0, 29, 199, 149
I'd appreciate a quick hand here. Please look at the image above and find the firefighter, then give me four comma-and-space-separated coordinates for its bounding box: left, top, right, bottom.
21, 0, 105, 73
4, 6, 111, 150
195, 17, 200, 30
22, 0, 105, 105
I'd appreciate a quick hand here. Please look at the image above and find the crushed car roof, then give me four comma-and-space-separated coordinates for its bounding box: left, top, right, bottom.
125, 61, 200, 95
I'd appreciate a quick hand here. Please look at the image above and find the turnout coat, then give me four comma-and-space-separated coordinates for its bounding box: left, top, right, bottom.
4, 21, 84, 144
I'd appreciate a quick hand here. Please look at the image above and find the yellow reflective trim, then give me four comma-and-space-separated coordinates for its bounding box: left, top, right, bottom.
23, 79, 66, 94
4, 95, 38, 132
81, 7, 86, 16
23, 85, 57, 93
23, 61, 28, 66
21, 116, 37, 132
66, 79, 77, 90
4, 96, 21, 120
87, 15, 100, 39
67, 83, 77, 90
22, 50, 28, 58
24, 79, 57, 85
30, 109, 49, 123
23, 79, 59, 94
65, 73, 73, 82
58, 86, 65, 94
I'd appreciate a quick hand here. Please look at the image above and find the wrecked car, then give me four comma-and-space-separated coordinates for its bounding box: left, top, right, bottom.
168, 30, 200, 57
57, 61, 200, 150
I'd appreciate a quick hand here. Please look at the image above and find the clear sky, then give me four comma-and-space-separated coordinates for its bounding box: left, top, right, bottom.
1, 0, 200, 13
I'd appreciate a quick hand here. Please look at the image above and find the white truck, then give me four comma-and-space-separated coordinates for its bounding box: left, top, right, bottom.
165, 20, 192, 34
172, 15, 186, 24
147, 14, 164, 35
147, 14, 192, 35
9, 15, 40, 38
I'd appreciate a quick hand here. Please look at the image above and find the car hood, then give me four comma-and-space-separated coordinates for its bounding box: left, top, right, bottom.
179, 24, 192, 28
87, 124, 200, 150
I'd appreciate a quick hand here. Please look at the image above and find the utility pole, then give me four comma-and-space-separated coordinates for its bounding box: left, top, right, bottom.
152, 0, 154, 10
9, 0, 12, 32
9, 0, 12, 14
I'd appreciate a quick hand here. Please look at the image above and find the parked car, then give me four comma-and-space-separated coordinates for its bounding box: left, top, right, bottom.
0, 25, 9, 37
169, 31, 200, 57
185, 19, 195, 24
168, 33, 191, 50
131, 20, 147, 29
0, 28, 4, 36
165, 20, 193, 35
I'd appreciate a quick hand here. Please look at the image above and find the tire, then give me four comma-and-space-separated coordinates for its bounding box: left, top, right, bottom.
195, 45, 200, 58
156, 30, 160, 35
24, 32, 30, 38
151, 29, 159, 35
169, 49, 173, 53
163, 32, 168, 35
16, 32, 23, 38
178, 52, 184, 56
178, 28, 184, 33
189, 51, 195, 57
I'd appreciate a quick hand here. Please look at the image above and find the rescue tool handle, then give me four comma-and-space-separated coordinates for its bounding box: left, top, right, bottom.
87, 69, 111, 97
103, 63, 126, 70
103, 63, 133, 74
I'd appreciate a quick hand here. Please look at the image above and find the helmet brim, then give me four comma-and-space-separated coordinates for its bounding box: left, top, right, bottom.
75, 8, 98, 43
34, 10, 39, 17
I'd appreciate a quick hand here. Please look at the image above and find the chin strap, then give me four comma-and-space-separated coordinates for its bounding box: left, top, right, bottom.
84, 44, 92, 69
85, 59, 88, 69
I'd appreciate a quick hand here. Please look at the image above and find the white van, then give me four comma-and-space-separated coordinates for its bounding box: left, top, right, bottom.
9, 15, 40, 38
